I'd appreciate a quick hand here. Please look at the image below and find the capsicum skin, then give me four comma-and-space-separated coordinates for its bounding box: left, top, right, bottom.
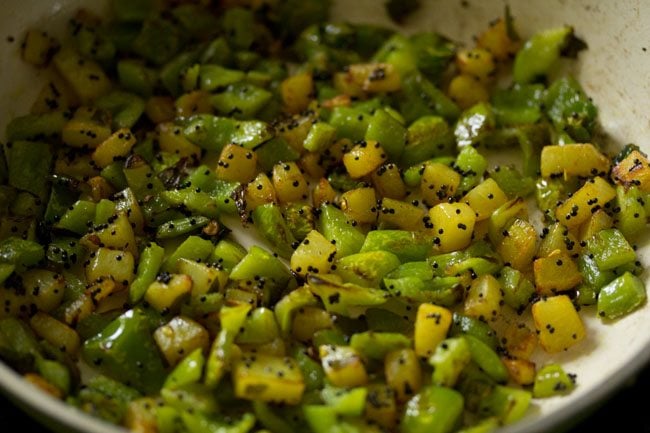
82, 309, 167, 394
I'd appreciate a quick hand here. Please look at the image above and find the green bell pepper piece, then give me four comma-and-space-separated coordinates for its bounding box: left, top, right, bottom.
513, 26, 573, 83
111, 0, 155, 22
7, 141, 52, 199
464, 335, 508, 383
498, 266, 535, 312
236, 307, 279, 345
454, 102, 496, 148
615, 185, 647, 239
307, 274, 387, 317
209, 239, 247, 272
133, 17, 181, 66
386, 261, 433, 280
162, 235, 214, 272
0, 317, 41, 366
360, 230, 432, 263
293, 345, 325, 391
76, 374, 141, 424
492, 83, 545, 126
204, 304, 251, 387
317, 204, 365, 258
274, 286, 319, 336
156, 216, 210, 239
544, 76, 597, 142
384, 276, 464, 307
35, 356, 71, 396
5, 111, 68, 142
334, 250, 401, 288
55, 200, 96, 234
597, 272, 647, 320
364, 108, 406, 161
95, 91, 145, 129
82, 309, 166, 394
402, 386, 464, 433
450, 313, 498, 350
329, 106, 370, 142
587, 228, 636, 271
399, 72, 460, 124
251, 203, 297, 260
130, 242, 165, 303
160, 49, 202, 97
211, 83, 273, 120
429, 337, 472, 387
349, 331, 410, 360
46, 175, 83, 225
321, 385, 367, 417
199, 65, 245, 92
488, 165, 536, 198
255, 137, 300, 172
0, 237, 44, 271
161, 383, 218, 414
456, 145, 488, 193
401, 115, 455, 167
117, 59, 158, 97
532, 364, 576, 398
479, 385, 531, 425
183, 114, 274, 152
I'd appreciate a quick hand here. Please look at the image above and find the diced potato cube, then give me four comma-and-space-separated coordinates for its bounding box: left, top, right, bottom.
429, 203, 476, 253
540, 143, 610, 178
340, 187, 378, 224
272, 161, 310, 204
175, 90, 213, 118
88, 176, 116, 201
291, 230, 337, 277
385, 348, 422, 402
414, 303, 453, 358
214, 143, 258, 183
456, 48, 496, 82
377, 198, 426, 231
177, 258, 227, 296
83, 212, 138, 258
335, 63, 401, 95
244, 172, 277, 211
145, 274, 192, 313
420, 163, 461, 206
502, 357, 536, 386
364, 384, 397, 430
291, 306, 333, 342
343, 140, 387, 179
92, 128, 137, 168
502, 322, 537, 360
153, 316, 209, 366
157, 122, 201, 159
372, 163, 407, 200
464, 275, 503, 322
319, 345, 368, 388
534, 252, 583, 295
537, 222, 580, 258
281, 72, 313, 114
85, 248, 135, 288
497, 218, 537, 271
532, 295, 585, 353
22, 30, 59, 66
233, 353, 305, 404
53, 48, 111, 104
30, 312, 80, 356
146, 96, 175, 124
611, 150, 650, 192
448, 74, 489, 109
463, 178, 508, 221
21, 269, 66, 313
313, 178, 338, 208
555, 177, 616, 228
62, 118, 112, 148
578, 209, 613, 242
476, 18, 521, 61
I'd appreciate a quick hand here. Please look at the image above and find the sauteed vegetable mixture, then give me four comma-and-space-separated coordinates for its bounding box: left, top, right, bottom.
1, 1, 648, 432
